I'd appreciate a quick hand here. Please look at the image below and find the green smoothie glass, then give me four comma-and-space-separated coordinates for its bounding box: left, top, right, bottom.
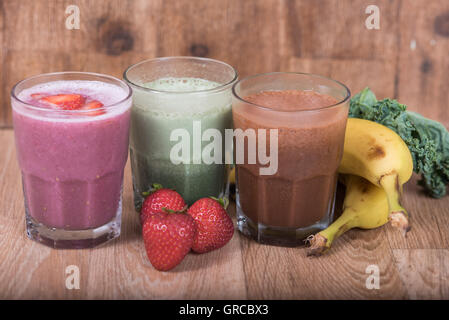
124, 57, 238, 209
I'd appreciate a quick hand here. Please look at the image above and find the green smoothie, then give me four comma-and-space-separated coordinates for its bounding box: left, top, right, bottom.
129, 77, 233, 208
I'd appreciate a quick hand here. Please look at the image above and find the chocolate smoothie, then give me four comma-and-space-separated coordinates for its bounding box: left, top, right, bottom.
233, 89, 348, 244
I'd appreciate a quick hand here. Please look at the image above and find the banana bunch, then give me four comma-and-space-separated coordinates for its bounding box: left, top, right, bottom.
307, 174, 389, 256
307, 118, 414, 256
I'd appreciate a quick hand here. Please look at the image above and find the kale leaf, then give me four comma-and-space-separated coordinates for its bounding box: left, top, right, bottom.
349, 88, 449, 198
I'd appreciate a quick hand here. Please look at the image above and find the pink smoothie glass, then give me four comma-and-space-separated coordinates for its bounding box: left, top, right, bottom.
11, 72, 132, 248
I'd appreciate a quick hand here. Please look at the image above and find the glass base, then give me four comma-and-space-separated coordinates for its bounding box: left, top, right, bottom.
236, 196, 334, 247
25, 200, 122, 249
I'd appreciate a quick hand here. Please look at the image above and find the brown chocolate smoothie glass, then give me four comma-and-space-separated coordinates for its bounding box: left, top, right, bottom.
232, 72, 350, 246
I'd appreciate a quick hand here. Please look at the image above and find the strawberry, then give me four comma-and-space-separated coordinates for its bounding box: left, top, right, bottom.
187, 197, 234, 253
142, 211, 196, 271
140, 184, 186, 224
40, 94, 85, 110
81, 100, 105, 116
31, 93, 45, 100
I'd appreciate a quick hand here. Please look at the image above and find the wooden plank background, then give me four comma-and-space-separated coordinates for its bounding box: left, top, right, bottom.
1, 0, 449, 300
0, 0, 448, 127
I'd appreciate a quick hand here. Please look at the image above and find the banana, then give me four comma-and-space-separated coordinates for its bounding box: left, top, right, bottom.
338, 118, 413, 235
306, 174, 389, 256
229, 167, 236, 184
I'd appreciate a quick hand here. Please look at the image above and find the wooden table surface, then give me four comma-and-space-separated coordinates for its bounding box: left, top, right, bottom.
1, 128, 448, 300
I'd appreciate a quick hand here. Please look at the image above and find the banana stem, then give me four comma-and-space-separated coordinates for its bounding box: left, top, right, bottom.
306, 208, 357, 256
379, 173, 410, 235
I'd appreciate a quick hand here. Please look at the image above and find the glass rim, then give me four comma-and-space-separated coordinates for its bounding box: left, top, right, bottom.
232, 72, 351, 113
123, 56, 239, 94
11, 71, 132, 114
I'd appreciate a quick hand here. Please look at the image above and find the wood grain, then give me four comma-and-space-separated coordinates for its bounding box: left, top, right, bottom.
1, 0, 449, 299
1, 0, 449, 127
281, 0, 400, 60
241, 228, 407, 299
0, 127, 448, 299
393, 249, 449, 299
284, 57, 397, 99
396, 0, 449, 125
156, 0, 281, 76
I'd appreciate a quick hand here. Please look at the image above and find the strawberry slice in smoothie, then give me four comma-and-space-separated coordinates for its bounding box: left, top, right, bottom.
81, 100, 106, 116
40, 94, 86, 109
31, 93, 106, 116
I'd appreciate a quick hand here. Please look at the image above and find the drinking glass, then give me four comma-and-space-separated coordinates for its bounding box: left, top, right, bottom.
124, 57, 237, 208
11, 72, 132, 248
232, 72, 350, 246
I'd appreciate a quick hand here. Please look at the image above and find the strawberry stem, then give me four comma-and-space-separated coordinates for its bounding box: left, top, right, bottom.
210, 196, 229, 210
152, 183, 164, 191
142, 183, 164, 198
162, 205, 188, 214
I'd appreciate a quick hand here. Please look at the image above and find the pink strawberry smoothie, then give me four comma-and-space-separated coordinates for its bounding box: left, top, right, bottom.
12, 80, 131, 230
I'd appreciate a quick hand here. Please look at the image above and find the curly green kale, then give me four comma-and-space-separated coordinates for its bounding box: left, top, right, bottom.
349, 88, 449, 198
